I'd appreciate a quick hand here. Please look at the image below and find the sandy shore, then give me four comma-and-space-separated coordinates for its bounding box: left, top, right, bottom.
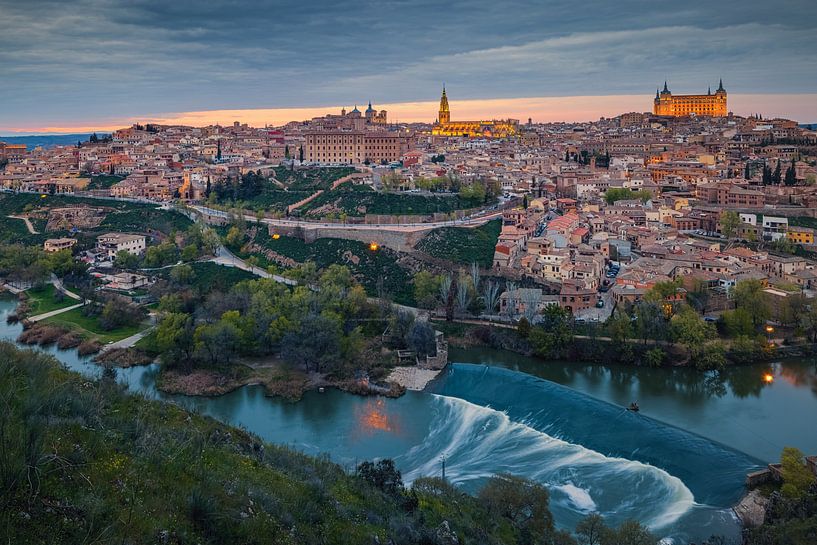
386, 366, 442, 391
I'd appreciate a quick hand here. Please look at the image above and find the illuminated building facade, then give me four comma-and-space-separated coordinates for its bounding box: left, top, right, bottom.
653, 80, 727, 117
432, 87, 519, 138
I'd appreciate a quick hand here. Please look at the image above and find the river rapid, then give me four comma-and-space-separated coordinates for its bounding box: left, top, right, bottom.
5, 297, 817, 543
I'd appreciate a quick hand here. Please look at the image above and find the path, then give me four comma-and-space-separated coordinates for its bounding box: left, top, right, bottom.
50, 274, 82, 300
101, 326, 155, 351
209, 244, 297, 285
8, 215, 38, 234
28, 302, 84, 322
192, 204, 504, 233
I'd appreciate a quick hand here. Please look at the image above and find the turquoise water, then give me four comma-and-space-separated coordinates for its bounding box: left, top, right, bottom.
4, 297, 817, 543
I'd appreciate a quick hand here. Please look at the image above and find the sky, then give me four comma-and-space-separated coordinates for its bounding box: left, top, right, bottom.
1, 0, 816, 133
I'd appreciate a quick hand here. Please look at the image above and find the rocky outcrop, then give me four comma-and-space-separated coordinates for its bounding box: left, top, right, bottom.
734, 489, 768, 528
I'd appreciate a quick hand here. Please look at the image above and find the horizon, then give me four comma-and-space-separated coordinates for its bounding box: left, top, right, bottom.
2, 92, 817, 136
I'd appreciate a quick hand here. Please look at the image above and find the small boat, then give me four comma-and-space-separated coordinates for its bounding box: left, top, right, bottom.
627, 402, 640, 412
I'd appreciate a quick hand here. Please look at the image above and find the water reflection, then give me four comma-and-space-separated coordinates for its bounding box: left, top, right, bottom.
450, 346, 817, 462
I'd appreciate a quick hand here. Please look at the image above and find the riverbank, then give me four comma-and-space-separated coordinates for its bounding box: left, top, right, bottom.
385, 366, 443, 391
434, 318, 817, 368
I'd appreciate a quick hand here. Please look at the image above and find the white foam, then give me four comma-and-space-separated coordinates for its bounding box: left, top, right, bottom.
399, 394, 695, 530
555, 483, 597, 512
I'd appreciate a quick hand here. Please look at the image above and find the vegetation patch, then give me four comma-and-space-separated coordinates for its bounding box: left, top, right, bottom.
43, 306, 148, 344
273, 165, 355, 191
416, 219, 501, 267
244, 229, 414, 304
300, 189, 480, 217
21, 283, 77, 316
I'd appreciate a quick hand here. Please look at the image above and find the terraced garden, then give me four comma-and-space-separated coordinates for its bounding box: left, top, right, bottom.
415, 219, 501, 267
241, 229, 415, 305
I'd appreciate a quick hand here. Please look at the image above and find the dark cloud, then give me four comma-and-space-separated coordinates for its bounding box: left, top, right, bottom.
1, 0, 815, 126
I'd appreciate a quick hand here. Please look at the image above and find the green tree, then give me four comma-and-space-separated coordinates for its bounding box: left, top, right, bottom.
478, 474, 555, 540
529, 305, 573, 357
784, 158, 797, 186
780, 446, 816, 499
114, 250, 140, 269
719, 210, 740, 239
604, 188, 651, 205
356, 459, 403, 495
170, 263, 195, 285
155, 312, 196, 370
720, 308, 755, 337
643, 347, 665, 368
413, 271, 441, 309
517, 316, 532, 338
224, 225, 245, 250
601, 520, 655, 545
732, 280, 770, 327
576, 513, 607, 545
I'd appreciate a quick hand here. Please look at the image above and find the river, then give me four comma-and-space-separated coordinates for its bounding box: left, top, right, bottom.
3, 297, 816, 544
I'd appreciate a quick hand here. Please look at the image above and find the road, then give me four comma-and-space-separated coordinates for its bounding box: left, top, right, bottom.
29, 302, 85, 322
190, 204, 504, 233
8, 215, 39, 234
210, 244, 297, 286
102, 326, 155, 351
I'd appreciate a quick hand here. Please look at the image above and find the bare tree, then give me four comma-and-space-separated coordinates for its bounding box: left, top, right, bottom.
455, 279, 472, 315
438, 274, 452, 303
482, 280, 501, 315
470, 262, 481, 293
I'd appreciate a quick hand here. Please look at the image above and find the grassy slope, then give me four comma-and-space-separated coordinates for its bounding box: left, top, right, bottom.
156, 261, 257, 293
415, 219, 502, 267
245, 229, 415, 305
300, 190, 478, 217
0, 342, 517, 545
43, 307, 147, 343
23, 284, 77, 316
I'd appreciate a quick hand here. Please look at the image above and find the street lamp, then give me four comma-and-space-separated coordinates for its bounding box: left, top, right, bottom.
765, 325, 774, 345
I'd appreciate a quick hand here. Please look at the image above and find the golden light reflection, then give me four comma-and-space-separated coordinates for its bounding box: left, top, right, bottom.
369, 242, 380, 252
355, 398, 398, 435
763, 373, 774, 384
272, 233, 281, 240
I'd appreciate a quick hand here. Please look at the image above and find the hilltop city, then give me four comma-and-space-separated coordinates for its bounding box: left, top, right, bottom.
2, 83, 817, 545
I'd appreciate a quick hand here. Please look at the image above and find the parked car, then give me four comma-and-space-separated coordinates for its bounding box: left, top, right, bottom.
596, 300, 605, 308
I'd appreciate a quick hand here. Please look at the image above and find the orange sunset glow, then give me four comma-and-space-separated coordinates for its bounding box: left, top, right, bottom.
4, 94, 816, 134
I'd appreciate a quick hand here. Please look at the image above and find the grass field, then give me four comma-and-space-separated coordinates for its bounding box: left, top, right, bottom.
273, 166, 355, 191
156, 261, 257, 293
24, 284, 78, 316
43, 307, 148, 343
415, 219, 501, 267
300, 189, 480, 217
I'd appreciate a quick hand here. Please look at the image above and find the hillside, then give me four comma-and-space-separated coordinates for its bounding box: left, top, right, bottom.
0, 341, 557, 545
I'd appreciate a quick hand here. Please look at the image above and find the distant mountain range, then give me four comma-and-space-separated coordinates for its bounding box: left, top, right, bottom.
799, 124, 817, 130
0, 133, 110, 150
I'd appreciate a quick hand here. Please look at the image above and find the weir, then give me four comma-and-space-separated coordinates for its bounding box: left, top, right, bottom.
426, 363, 765, 507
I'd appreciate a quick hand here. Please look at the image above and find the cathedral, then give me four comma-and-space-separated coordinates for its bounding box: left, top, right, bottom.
432, 87, 519, 138
653, 80, 728, 117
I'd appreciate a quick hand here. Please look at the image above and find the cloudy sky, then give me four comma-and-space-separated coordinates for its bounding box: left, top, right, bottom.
1, 0, 816, 133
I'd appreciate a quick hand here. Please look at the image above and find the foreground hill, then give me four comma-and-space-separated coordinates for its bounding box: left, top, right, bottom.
0, 341, 548, 545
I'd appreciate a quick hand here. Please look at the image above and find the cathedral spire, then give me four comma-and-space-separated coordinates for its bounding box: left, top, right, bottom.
717, 78, 725, 92
663, 81, 669, 93
438, 84, 450, 124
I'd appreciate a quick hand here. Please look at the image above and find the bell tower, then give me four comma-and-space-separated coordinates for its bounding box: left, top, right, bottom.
438, 85, 450, 124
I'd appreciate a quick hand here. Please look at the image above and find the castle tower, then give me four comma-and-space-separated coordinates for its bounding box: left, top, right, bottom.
438, 86, 450, 124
